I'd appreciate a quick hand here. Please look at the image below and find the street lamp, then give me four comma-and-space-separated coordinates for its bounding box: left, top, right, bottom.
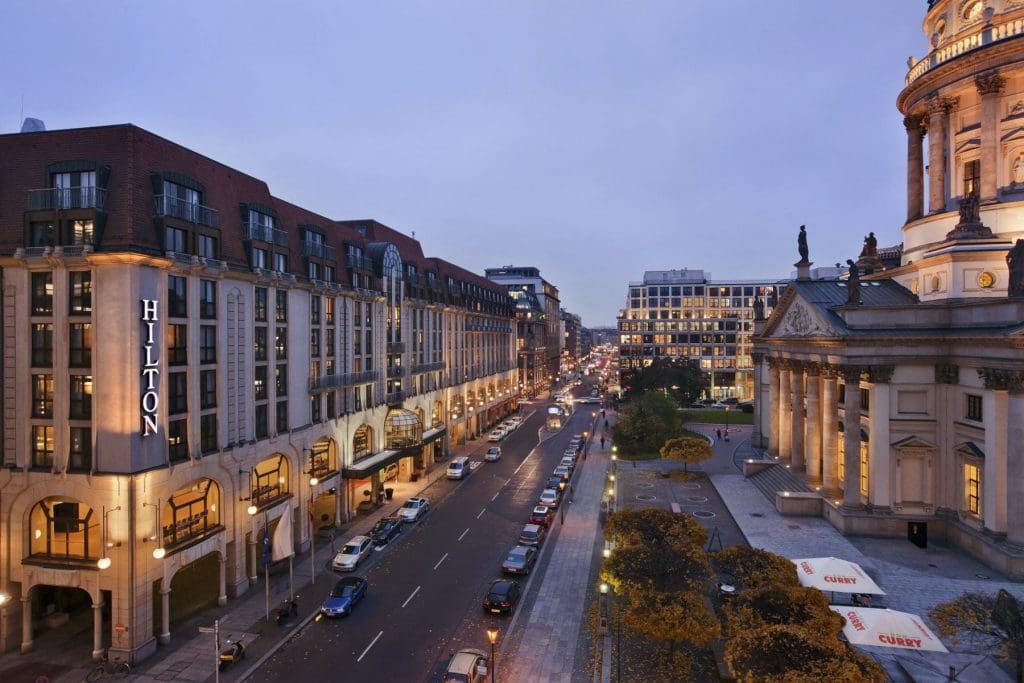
98, 505, 121, 570
486, 627, 499, 683
309, 476, 319, 585
558, 480, 567, 524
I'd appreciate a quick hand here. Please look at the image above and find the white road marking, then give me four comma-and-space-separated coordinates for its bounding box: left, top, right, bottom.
458, 528, 470, 541
401, 586, 420, 608
504, 477, 512, 486
357, 630, 383, 662
477, 508, 486, 519
513, 451, 534, 475
433, 552, 448, 570
491, 491, 500, 502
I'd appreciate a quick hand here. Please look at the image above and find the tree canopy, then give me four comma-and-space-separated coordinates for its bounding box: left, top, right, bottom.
621, 357, 706, 405
606, 507, 708, 549
725, 624, 886, 683
930, 589, 1024, 682
723, 583, 843, 638
623, 588, 720, 652
712, 546, 800, 589
601, 540, 712, 595
660, 436, 712, 472
611, 391, 684, 455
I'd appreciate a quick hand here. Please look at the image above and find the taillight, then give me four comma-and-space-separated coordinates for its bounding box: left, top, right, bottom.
501, 601, 510, 606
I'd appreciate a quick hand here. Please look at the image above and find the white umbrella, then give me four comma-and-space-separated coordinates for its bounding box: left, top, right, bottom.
792, 556, 886, 595
830, 606, 949, 653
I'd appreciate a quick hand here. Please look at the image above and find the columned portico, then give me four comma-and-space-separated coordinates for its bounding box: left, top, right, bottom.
805, 363, 822, 486
904, 113, 926, 222
778, 362, 792, 462
790, 362, 806, 472
841, 366, 863, 509
976, 71, 1005, 202
821, 367, 839, 495
752, 352, 766, 448
768, 359, 780, 456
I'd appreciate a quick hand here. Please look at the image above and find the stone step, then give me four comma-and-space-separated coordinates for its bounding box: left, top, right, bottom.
747, 464, 811, 503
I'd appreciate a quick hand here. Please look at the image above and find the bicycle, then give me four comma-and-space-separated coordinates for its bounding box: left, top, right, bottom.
86, 652, 131, 681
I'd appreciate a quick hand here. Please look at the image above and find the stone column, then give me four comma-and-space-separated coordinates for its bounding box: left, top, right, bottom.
92, 601, 104, 660
790, 362, 806, 472
768, 358, 780, 457
159, 587, 171, 645
218, 554, 228, 606
866, 366, 894, 510
980, 368, 1018, 538
805, 364, 822, 486
841, 366, 863, 509
751, 352, 766, 448
927, 95, 955, 213
1005, 380, 1024, 547
977, 71, 1005, 202
20, 596, 32, 653
905, 113, 926, 222
821, 367, 839, 494
779, 362, 792, 463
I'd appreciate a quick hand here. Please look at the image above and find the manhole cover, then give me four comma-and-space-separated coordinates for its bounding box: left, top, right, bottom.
637, 482, 654, 489
682, 483, 702, 490
687, 496, 707, 503
787, 524, 801, 530
749, 512, 764, 518
692, 510, 716, 519
635, 494, 657, 501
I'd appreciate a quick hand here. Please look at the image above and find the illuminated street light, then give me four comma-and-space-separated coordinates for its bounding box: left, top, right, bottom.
486, 627, 499, 683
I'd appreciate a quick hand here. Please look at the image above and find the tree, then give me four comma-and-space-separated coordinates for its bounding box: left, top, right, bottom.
611, 392, 684, 455
930, 589, 1024, 682
725, 624, 886, 682
623, 357, 706, 405
601, 540, 712, 595
712, 546, 799, 589
622, 587, 720, 655
606, 507, 708, 550
723, 583, 843, 639
660, 436, 712, 472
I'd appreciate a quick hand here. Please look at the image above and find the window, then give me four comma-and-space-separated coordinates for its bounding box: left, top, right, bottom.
199, 280, 216, 318
30, 221, 56, 246
166, 226, 188, 253
326, 328, 335, 357
255, 404, 268, 439
311, 329, 321, 357
168, 324, 187, 365
71, 220, 94, 245
163, 180, 201, 221
964, 159, 980, 198
276, 365, 288, 396
53, 170, 96, 209
273, 252, 287, 273
276, 400, 288, 434
275, 328, 288, 360
69, 323, 92, 367
200, 325, 217, 363
197, 234, 218, 258
966, 394, 983, 421
68, 428, 91, 472
254, 366, 268, 400
32, 272, 53, 315
326, 392, 335, 419
255, 287, 268, 322
252, 247, 267, 269
325, 297, 334, 324
32, 425, 55, 468
859, 441, 869, 497
275, 290, 287, 322
168, 276, 187, 317
32, 323, 53, 366
324, 265, 334, 283
70, 375, 92, 419
169, 372, 188, 415
32, 374, 54, 418
311, 395, 322, 423
201, 414, 217, 453
168, 419, 188, 462
68, 271, 92, 314
310, 296, 321, 324
254, 327, 268, 361
200, 370, 217, 409
965, 463, 981, 515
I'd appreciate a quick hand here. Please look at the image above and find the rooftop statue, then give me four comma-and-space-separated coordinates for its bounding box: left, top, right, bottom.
798, 225, 809, 263
846, 259, 862, 306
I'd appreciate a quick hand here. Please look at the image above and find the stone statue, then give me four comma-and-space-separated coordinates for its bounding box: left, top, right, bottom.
797, 225, 809, 263
1014, 156, 1024, 185
1008, 239, 1024, 297
861, 232, 878, 258
846, 259, 861, 305
753, 296, 765, 321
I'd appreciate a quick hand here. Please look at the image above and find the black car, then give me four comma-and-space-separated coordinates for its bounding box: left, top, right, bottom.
545, 475, 564, 492
482, 579, 521, 615
370, 516, 403, 548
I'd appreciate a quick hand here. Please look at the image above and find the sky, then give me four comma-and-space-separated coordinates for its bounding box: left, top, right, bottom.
1, 1, 928, 326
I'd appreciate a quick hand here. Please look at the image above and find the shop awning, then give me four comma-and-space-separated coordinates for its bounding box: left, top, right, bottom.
830, 606, 948, 652
341, 427, 447, 479
792, 557, 886, 595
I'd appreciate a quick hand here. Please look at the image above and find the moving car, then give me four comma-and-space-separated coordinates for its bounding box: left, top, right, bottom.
485, 447, 502, 462
529, 505, 553, 527
320, 576, 368, 617
443, 648, 489, 683
398, 497, 430, 523
519, 523, 547, 547
501, 545, 538, 575
482, 579, 521, 615
332, 535, 373, 571
369, 516, 403, 548
538, 488, 560, 508
447, 456, 471, 480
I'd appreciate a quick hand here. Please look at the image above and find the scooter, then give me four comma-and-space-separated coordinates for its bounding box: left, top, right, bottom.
219, 640, 245, 671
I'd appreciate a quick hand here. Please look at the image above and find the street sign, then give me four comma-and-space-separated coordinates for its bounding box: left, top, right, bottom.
114, 623, 126, 636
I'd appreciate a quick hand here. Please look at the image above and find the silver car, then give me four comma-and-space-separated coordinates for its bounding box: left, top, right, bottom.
331, 535, 373, 572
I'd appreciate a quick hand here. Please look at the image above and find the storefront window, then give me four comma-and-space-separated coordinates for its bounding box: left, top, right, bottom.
353, 425, 373, 461
252, 454, 290, 507
28, 497, 99, 563
162, 478, 222, 550
385, 409, 422, 449
309, 440, 337, 480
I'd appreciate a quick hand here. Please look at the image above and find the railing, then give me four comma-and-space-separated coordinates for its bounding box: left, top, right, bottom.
245, 221, 289, 247
28, 186, 107, 211
309, 369, 379, 392
386, 341, 405, 354
346, 254, 369, 270
906, 19, 1024, 86
411, 361, 446, 375
385, 390, 405, 406
302, 241, 336, 260
386, 365, 405, 379
153, 195, 219, 227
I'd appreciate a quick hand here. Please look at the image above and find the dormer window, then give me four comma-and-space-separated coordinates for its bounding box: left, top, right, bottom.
53, 171, 96, 209
963, 1, 983, 23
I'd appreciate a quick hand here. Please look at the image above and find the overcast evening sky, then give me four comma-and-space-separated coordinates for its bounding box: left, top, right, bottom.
2, 1, 927, 326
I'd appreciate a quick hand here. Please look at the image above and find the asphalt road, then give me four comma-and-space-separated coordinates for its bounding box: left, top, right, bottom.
249, 381, 595, 683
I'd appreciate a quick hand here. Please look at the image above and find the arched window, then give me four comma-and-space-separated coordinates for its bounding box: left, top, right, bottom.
162, 478, 222, 551
385, 409, 422, 448
433, 401, 444, 427
962, 1, 983, 23
353, 425, 373, 461
252, 454, 289, 507
309, 438, 338, 480
28, 497, 99, 563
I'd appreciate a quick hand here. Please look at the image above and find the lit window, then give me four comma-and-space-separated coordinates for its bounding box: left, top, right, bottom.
965, 463, 980, 515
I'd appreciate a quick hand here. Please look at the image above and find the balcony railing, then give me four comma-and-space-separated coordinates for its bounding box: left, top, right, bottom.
245, 221, 289, 247
411, 361, 446, 375
906, 18, 1024, 86
385, 390, 405, 407
386, 365, 405, 379
28, 186, 107, 211
346, 254, 369, 270
302, 241, 336, 260
153, 195, 219, 227
386, 341, 405, 354
308, 369, 379, 392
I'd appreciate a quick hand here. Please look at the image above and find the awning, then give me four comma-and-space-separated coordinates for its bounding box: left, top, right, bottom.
341, 427, 447, 479
792, 557, 886, 595
422, 426, 446, 444
830, 606, 948, 652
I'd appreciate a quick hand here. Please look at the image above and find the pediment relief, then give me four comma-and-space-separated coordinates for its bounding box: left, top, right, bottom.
955, 138, 980, 154
892, 435, 936, 452
775, 301, 839, 338
1001, 126, 1024, 144
954, 441, 985, 460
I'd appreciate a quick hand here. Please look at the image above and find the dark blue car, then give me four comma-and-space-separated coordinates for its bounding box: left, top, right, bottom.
320, 576, 368, 617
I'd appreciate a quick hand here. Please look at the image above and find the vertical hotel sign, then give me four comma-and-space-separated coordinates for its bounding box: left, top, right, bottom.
141, 299, 160, 436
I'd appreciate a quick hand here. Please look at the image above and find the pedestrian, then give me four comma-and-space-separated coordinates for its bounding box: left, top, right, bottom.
600, 436, 605, 449
600, 409, 605, 418
377, 483, 385, 505
604, 419, 609, 428
716, 428, 722, 440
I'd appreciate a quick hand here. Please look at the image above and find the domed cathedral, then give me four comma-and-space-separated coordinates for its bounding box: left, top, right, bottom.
752, 0, 1024, 577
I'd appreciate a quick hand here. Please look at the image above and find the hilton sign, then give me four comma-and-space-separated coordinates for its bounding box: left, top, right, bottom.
141, 299, 160, 436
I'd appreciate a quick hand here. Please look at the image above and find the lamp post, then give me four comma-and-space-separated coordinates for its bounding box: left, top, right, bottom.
98, 505, 121, 570
486, 627, 499, 683
559, 480, 567, 524
309, 476, 319, 585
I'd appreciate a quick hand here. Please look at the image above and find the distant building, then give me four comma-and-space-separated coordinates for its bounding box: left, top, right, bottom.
617, 269, 785, 400
560, 309, 583, 372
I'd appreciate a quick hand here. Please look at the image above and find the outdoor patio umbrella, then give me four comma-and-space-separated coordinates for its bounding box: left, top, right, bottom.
792, 556, 886, 595
830, 606, 949, 653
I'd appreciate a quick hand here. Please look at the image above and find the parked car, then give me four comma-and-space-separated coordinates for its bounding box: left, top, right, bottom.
552, 465, 571, 481
487, 429, 505, 442
508, 415, 524, 426
320, 576, 368, 617
539, 488, 560, 508
545, 475, 565, 492
501, 420, 518, 432
501, 545, 538, 575
559, 456, 576, 471
485, 447, 502, 462
529, 505, 553, 527
519, 523, 547, 547
369, 516, 403, 548
398, 497, 430, 523
332, 535, 373, 571
443, 648, 489, 683
482, 579, 521, 615
710, 402, 727, 409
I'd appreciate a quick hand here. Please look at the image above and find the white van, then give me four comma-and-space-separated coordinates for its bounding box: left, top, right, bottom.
446, 457, 471, 480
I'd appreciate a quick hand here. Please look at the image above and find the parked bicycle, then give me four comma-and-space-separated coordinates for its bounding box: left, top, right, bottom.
86, 652, 131, 681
